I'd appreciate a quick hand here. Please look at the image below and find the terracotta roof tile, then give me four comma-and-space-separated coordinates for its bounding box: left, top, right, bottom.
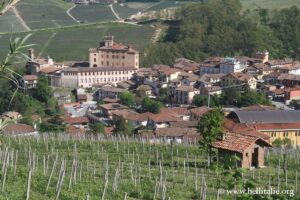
3, 124, 36, 135
64, 117, 89, 124
212, 132, 271, 153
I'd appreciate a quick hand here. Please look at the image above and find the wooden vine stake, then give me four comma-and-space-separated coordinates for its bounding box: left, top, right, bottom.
26, 170, 32, 200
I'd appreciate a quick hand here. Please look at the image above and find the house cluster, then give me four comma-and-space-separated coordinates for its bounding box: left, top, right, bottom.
3, 35, 299, 169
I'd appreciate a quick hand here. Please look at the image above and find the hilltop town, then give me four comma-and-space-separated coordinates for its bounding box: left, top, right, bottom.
1, 0, 300, 199
0, 34, 297, 167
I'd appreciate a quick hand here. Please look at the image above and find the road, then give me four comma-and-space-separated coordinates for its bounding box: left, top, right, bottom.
12, 6, 30, 31
109, 4, 121, 21
272, 101, 293, 110
66, 5, 80, 24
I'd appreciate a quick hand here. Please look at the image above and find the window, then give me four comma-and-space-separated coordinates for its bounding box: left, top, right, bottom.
107, 61, 109, 66
122, 56, 125, 59
94, 58, 96, 62
283, 132, 289, 137
107, 55, 109, 58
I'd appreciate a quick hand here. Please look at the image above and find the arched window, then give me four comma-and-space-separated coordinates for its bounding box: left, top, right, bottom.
93, 64, 97, 67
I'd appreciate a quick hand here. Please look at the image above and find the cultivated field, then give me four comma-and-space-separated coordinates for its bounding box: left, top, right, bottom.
70, 5, 116, 23
0, 23, 155, 61
0, 10, 27, 33
0, 135, 298, 199
114, 4, 139, 19
16, 0, 75, 29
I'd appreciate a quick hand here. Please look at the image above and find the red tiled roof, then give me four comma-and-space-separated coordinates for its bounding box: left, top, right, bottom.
64, 117, 89, 124
158, 67, 182, 76
100, 103, 128, 110
39, 66, 58, 74
23, 75, 38, 81
190, 106, 211, 118
67, 125, 85, 137
229, 72, 254, 81
149, 111, 182, 123
212, 132, 271, 153
126, 112, 154, 122
161, 107, 190, 116
223, 119, 270, 140
252, 123, 300, 131
169, 120, 198, 128
3, 124, 36, 135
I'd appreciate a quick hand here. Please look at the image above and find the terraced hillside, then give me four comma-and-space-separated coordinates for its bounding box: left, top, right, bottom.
70, 4, 116, 23
0, 23, 155, 61
16, 0, 75, 29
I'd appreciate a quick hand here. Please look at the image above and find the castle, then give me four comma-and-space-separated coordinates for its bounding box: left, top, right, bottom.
61, 36, 139, 88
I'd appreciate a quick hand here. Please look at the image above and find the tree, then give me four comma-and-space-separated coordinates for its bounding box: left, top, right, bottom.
198, 107, 224, 164
141, 97, 162, 114
115, 118, 134, 135
89, 122, 105, 135
193, 95, 208, 107
273, 138, 292, 149
34, 75, 52, 104
158, 88, 169, 103
39, 115, 66, 133
120, 91, 135, 107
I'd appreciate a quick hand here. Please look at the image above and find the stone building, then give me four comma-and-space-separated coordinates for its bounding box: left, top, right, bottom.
61, 66, 137, 88
89, 36, 139, 69
212, 132, 271, 168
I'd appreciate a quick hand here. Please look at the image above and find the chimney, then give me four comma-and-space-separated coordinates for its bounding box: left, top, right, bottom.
28, 48, 35, 61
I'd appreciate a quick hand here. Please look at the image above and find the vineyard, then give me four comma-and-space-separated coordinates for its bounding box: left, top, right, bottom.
16, 0, 75, 29
0, 134, 299, 199
70, 5, 116, 23
0, 23, 155, 61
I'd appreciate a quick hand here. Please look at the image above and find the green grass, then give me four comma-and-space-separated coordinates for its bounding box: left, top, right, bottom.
0, 10, 27, 33
0, 135, 298, 200
70, 4, 116, 23
16, 0, 75, 29
0, 23, 155, 61
241, 0, 300, 9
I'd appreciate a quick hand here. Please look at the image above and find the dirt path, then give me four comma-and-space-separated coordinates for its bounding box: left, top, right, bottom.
12, 6, 30, 31
109, 4, 121, 21
152, 27, 162, 43
66, 5, 80, 24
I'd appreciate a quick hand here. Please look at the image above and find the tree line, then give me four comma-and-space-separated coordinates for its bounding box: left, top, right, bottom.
142, 0, 300, 67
